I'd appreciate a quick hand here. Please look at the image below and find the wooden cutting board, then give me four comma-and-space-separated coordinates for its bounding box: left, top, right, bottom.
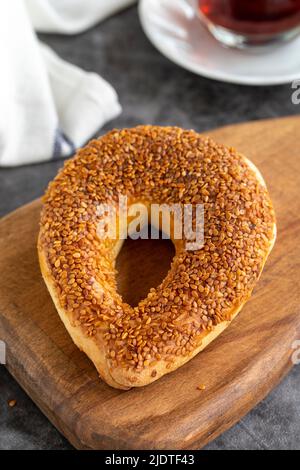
1, 117, 300, 450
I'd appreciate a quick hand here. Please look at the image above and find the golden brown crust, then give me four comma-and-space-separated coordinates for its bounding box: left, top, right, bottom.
38, 126, 276, 389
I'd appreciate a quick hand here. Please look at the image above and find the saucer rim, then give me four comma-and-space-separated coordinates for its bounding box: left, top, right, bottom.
138, 0, 300, 86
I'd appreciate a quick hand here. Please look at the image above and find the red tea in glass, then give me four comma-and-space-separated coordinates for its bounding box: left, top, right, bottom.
198, 0, 300, 47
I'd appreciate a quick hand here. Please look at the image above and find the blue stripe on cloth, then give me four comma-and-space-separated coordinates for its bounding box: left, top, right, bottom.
52, 128, 76, 160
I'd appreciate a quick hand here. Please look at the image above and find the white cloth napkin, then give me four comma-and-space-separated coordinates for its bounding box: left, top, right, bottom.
0, 0, 135, 167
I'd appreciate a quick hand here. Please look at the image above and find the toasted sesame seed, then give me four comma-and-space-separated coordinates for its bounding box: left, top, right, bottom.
8, 399, 17, 408
197, 384, 206, 391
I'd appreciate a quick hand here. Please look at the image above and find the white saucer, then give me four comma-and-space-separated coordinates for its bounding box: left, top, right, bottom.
139, 0, 300, 86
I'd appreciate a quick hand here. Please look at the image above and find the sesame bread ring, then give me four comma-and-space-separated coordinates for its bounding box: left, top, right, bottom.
38, 126, 276, 390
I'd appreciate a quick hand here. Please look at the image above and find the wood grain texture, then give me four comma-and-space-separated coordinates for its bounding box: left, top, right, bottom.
0, 116, 300, 450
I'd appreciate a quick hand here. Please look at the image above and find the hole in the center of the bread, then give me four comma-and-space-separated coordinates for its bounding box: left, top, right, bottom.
116, 226, 175, 308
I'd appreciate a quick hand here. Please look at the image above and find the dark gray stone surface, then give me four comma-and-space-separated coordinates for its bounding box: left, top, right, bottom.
0, 5, 299, 451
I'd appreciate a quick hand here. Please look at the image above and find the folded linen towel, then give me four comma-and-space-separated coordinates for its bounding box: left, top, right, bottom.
0, 0, 135, 167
